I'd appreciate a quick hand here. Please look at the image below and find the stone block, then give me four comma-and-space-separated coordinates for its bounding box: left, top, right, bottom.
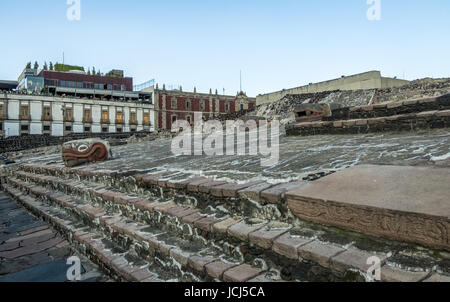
260, 181, 307, 204
212, 218, 242, 234
333, 121, 343, 128
228, 221, 266, 242
194, 217, 219, 232
249, 227, 291, 249
423, 273, 450, 282
181, 213, 204, 224
223, 264, 263, 282
187, 178, 214, 192
299, 241, 345, 268
212, 181, 265, 198
238, 183, 274, 202
198, 181, 228, 194
287, 165, 450, 251
331, 248, 386, 273
205, 261, 238, 280
416, 111, 438, 118
273, 233, 313, 260
381, 265, 429, 282
436, 110, 450, 117
355, 119, 368, 126
188, 255, 217, 273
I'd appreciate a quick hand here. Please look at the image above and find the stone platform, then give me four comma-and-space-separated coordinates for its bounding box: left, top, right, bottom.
287, 165, 450, 251
0, 192, 108, 282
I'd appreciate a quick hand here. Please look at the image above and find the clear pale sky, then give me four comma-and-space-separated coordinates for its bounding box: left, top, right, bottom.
0, 0, 449, 96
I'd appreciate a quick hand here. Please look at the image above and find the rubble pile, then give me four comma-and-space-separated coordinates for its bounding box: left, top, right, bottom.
254, 78, 450, 125
374, 78, 450, 104
255, 90, 375, 124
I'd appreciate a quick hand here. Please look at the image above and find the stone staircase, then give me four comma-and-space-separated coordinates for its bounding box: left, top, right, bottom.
287, 94, 450, 136
2, 163, 449, 282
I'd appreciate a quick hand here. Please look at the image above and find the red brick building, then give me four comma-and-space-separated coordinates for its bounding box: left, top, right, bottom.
153, 85, 256, 130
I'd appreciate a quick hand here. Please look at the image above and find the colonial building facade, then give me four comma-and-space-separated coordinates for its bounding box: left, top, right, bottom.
151, 86, 256, 130
0, 93, 154, 138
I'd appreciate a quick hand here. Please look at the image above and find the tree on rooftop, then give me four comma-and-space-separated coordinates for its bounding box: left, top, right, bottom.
49, 62, 53, 71
43, 62, 48, 71
92, 67, 96, 75
87, 68, 91, 75
34, 61, 39, 70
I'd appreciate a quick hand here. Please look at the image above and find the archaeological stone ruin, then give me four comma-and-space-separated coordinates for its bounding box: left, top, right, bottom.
1, 77, 450, 283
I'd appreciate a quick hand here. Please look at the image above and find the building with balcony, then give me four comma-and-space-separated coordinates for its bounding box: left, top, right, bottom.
17, 67, 140, 101
144, 85, 256, 131
0, 93, 154, 138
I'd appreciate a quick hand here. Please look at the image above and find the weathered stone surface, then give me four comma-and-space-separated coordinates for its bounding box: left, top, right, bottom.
167, 177, 202, 190
187, 178, 213, 192
134, 200, 159, 212
249, 227, 291, 249
19, 226, 49, 236
188, 255, 217, 273
181, 213, 204, 224
228, 221, 266, 242
423, 273, 450, 282
260, 181, 307, 204
198, 181, 228, 194
380, 265, 429, 282
165, 207, 199, 218
78, 205, 106, 219
436, 110, 450, 117
272, 233, 313, 260
343, 120, 356, 127
223, 264, 263, 282
299, 241, 346, 268
205, 261, 238, 279
355, 119, 368, 126
416, 111, 438, 118
387, 102, 403, 109
101, 191, 124, 203
194, 217, 219, 232
238, 183, 274, 202
0, 238, 64, 259
142, 172, 170, 185
152, 202, 177, 213
287, 165, 450, 251
212, 218, 242, 234
170, 248, 191, 266
331, 248, 386, 273
211, 181, 264, 198
248, 274, 286, 282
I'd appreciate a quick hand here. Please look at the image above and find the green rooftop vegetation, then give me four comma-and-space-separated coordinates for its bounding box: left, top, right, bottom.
54, 63, 85, 72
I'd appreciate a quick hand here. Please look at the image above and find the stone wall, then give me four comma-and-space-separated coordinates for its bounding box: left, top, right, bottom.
0, 132, 151, 153
256, 71, 409, 106
325, 94, 450, 121
286, 111, 450, 136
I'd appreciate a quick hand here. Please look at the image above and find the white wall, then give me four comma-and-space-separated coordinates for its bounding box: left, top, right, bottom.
73, 124, 84, 133
4, 122, 19, 137
7, 100, 19, 120
52, 102, 64, 122
74, 103, 83, 123
30, 123, 42, 135
52, 123, 64, 137
30, 101, 42, 121
92, 125, 101, 133
0, 94, 154, 137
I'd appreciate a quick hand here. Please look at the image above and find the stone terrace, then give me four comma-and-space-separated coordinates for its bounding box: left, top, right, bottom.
1, 129, 450, 282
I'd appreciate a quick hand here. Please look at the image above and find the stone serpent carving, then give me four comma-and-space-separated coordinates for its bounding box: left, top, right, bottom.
62, 139, 112, 168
